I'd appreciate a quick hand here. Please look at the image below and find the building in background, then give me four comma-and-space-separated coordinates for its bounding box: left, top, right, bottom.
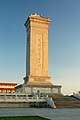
0, 83, 17, 93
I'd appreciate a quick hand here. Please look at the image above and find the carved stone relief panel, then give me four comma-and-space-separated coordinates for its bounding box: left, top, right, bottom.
36, 34, 43, 70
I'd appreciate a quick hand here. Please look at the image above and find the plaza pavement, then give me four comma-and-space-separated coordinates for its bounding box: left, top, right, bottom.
0, 108, 80, 120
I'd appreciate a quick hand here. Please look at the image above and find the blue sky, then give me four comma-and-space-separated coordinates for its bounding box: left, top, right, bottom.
0, 0, 80, 95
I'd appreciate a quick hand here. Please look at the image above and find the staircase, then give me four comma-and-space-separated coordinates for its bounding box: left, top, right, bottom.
48, 94, 80, 108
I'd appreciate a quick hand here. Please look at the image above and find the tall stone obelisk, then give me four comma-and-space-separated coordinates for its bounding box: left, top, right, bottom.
24, 13, 52, 85
16, 14, 62, 94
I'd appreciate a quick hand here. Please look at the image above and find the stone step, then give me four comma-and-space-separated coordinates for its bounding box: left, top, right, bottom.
48, 95, 80, 108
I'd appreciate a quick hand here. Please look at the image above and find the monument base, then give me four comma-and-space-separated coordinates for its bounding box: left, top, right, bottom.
16, 76, 62, 94
16, 83, 62, 94
23, 75, 52, 85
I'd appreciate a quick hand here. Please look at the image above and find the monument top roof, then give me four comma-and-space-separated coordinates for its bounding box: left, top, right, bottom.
25, 13, 51, 27
30, 13, 42, 17
29, 13, 50, 20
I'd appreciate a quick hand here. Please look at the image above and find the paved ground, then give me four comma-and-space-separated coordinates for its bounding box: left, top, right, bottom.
0, 108, 80, 120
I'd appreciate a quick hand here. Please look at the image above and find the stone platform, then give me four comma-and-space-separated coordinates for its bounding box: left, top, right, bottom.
16, 83, 61, 94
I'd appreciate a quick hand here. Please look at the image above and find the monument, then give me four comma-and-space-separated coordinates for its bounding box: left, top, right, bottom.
16, 14, 62, 94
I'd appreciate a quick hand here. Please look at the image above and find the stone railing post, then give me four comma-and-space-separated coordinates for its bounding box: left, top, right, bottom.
26, 94, 28, 101
15, 93, 17, 100
36, 95, 38, 101
46, 95, 48, 98
4, 93, 6, 101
